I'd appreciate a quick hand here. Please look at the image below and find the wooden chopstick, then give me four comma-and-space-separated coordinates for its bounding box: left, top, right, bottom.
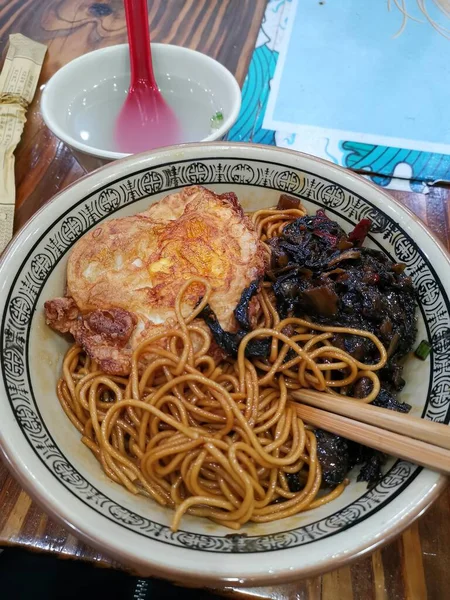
291, 389, 450, 450
291, 403, 450, 474
289, 391, 450, 475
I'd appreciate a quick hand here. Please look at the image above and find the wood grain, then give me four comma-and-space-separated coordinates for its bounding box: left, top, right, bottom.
0, 1, 450, 599
401, 523, 427, 600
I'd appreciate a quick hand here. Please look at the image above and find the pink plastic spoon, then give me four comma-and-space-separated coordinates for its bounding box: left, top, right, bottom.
115, 0, 181, 153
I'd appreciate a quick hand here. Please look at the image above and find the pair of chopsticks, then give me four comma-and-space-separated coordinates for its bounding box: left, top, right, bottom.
290, 389, 450, 475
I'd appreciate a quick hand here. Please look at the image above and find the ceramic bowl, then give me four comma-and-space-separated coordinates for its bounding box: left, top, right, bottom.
41, 44, 241, 171
0, 143, 448, 586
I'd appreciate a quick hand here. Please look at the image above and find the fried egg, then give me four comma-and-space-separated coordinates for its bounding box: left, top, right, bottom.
45, 186, 268, 374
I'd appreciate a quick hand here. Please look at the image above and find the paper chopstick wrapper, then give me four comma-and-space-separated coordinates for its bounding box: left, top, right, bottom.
0, 34, 47, 253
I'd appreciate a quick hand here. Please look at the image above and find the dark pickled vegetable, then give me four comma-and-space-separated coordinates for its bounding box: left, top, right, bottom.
300, 284, 339, 317
286, 472, 303, 493
270, 210, 417, 360
379, 359, 406, 392
315, 430, 350, 486
348, 218, 371, 246
269, 207, 417, 488
278, 210, 348, 270
356, 452, 386, 486
277, 194, 301, 210
315, 430, 386, 488
372, 388, 411, 413
234, 279, 260, 331
199, 304, 271, 359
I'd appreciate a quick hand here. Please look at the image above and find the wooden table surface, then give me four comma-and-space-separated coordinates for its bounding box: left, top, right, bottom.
1, 1, 450, 598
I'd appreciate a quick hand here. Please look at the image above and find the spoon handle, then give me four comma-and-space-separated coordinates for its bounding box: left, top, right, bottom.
123, 0, 157, 88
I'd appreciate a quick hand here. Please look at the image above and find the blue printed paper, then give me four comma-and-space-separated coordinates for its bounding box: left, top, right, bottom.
227, 0, 450, 191
265, 0, 450, 152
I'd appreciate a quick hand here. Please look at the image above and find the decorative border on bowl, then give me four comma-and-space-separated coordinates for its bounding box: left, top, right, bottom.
2, 157, 450, 553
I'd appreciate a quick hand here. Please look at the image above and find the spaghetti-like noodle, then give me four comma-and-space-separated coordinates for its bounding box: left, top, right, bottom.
251, 206, 307, 243
388, 0, 450, 39
57, 207, 388, 531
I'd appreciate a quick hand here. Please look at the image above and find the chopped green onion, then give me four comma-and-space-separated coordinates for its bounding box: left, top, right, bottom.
210, 111, 224, 129
415, 340, 432, 360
